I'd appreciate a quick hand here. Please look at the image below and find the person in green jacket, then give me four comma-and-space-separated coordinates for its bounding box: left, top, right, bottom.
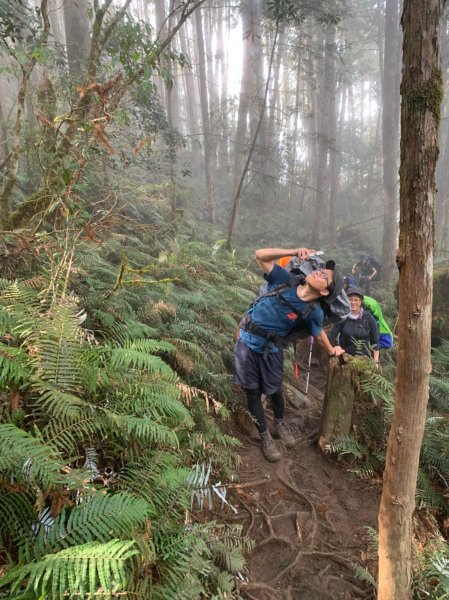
343, 275, 394, 349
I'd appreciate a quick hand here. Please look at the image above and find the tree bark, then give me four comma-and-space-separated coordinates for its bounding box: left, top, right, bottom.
0, 98, 9, 164
381, 0, 402, 284
377, 0, 443, 597
63, 0, 91, 82
226, 23, 278, 248
435, 5, 449, 253
311, 27, 330, 247
318, 357, 355, 450
179, 22, 201, 169
327, 25, 338, 245
0, 0, 50, 226
195, 6, 215, 223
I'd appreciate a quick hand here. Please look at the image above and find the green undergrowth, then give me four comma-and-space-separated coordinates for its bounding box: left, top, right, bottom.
0, 190, 258, 598
327, 351, 449, 597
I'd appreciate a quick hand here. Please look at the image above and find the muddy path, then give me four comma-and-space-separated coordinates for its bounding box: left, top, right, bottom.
223, 364, 381, 600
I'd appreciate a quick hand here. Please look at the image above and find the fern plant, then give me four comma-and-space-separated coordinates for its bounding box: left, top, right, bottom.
413, 542, 449, 599
333, 357, 449, 517
0, 228, 256, 598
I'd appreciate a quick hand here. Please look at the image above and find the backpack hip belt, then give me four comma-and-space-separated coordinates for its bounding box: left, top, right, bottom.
239, 314, 282, 359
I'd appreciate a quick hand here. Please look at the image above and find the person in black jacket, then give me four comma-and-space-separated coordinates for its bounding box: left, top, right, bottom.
352, 255, 377, 294
330, 286, 379, 363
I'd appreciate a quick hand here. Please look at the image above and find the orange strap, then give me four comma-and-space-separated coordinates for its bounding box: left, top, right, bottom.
277, 256, 292, 268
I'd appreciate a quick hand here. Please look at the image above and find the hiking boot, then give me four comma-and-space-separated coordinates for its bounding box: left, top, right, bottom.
273, 419, 296, 448
260, 430, 282, 462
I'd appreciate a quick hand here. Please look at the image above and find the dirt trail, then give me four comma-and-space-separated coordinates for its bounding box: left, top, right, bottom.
225, 365, 380, 600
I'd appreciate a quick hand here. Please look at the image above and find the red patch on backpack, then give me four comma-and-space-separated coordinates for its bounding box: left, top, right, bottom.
287, 312, 298, 321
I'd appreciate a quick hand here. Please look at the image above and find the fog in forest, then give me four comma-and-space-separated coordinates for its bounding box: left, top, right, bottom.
0, 0, 426, 279
1, 2, 449, 599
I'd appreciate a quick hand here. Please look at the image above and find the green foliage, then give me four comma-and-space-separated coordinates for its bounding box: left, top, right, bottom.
353, 562, 377, 589
30, 492, 154, 558
414, 542, 449, 599
0, 220, 257, 598
0, 424, 67, 489
4, 539, 140, 599
335, 358, 449, 517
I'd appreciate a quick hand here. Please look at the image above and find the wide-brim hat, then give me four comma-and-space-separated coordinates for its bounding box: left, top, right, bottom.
324, 260, 344, 302
346, 285, 364, 300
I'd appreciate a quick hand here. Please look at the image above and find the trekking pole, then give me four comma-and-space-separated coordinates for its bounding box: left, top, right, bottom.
305, 336, 314, 397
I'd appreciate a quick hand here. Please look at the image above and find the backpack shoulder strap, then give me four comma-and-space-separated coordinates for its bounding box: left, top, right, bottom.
246, 274, 305, 314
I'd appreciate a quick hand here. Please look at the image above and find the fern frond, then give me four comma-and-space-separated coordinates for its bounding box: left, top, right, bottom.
105, 411, 179, 447
26, 301, 86, 391
106, 347, 176, 380
416, 468, 448, 512
89, 308, 129, 342
169, 320, 222, 348
116, 455, 190, 515
0, 424, 65, 488
41, 414, 107, 453
359, 371, 394, 406
0, 343, 30, 387
0, 490, 35, 545
325, 435, 367, 459
32, 492, 154, 558
112, 385, 193, 426
352, 562, 377, 589
164, 337, 207, 361
123, 338, 176, 354
429, 375, 449, 412
30, 381, 86, 423
8, 539, 139, 599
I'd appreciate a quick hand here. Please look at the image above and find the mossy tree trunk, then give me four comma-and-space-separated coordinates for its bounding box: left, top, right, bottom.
318, 356, 356, 450
377, 1, 443, 598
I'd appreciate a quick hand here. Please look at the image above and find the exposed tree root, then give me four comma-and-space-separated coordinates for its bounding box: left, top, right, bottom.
228, 414, 377, 600
277, 461, 318, 546
236, 495, 256, 537
238, 581, 280, 600
326, 574, 372, 598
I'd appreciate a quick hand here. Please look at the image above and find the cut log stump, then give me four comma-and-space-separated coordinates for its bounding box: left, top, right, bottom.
318, 355, 367, 451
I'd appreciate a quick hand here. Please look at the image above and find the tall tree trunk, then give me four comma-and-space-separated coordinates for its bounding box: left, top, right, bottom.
195, 6, 215, 223
0, 99, 9, 164
228, 0, 255, 221
265, 26, 285, 196
0, 0, 50, 226
287, 59, 302, 204
48, 0, 65, 46
327, 25, 338, 245
179, 23, 201, 169
311, 27, 330, 247
204, 6, 219, 173
248, 0, 269, 205
435, 6, 449, 253
226, 23, 278, 248
381, 0, 402, 284
63, 0, 91, 82
217, 4, 230, 175
377, 0, 443, 597
154, 0, 168, 108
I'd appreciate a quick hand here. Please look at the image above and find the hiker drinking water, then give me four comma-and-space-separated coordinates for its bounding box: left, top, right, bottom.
352, 254, 377, 294
234, 246, 345, 462
329, 286, 380, 363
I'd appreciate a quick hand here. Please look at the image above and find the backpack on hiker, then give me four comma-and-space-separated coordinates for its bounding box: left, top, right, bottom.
240, 254, 350, 351
362, 295, 393, 349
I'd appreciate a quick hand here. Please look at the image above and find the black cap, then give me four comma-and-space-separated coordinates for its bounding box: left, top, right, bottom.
324, 260, 343, 302
346, 285, 364, 300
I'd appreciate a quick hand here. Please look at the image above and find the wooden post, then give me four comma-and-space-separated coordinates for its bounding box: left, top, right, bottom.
318, 356, 357, 451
